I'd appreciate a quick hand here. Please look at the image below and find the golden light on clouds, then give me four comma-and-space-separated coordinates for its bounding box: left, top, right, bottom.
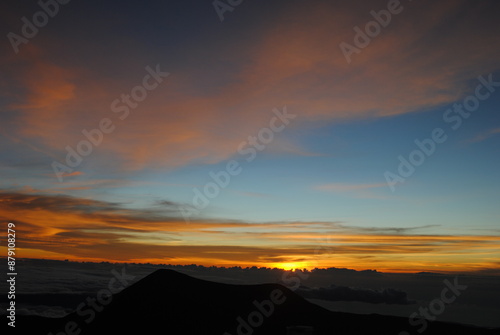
1, 191, 499, 273
1, 0, 499, 277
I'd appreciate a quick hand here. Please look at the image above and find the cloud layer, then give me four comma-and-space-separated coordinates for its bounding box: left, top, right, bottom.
1, 190, 499, 272
2, 0, 500, 174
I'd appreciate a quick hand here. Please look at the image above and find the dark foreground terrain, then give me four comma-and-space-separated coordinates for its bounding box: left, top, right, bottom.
5, 269, 500, 334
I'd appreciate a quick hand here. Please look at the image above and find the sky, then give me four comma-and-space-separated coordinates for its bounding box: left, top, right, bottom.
1, 0, 500, 273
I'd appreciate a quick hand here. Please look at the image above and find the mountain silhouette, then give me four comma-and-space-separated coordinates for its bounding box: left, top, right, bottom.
8, 269, 500, 334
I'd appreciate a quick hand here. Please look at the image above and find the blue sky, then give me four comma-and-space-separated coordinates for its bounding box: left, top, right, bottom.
1, 0, 499, 272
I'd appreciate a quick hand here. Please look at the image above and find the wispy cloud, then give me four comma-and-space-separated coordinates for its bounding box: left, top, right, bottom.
468, 128, 500, 143
313, 182, 388, 199
2, 1, 500, 173
314, 183, 386, 192
1, 190, 499, 272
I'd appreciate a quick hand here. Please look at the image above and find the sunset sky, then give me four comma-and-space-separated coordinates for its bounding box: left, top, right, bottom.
1, 0, 499, 273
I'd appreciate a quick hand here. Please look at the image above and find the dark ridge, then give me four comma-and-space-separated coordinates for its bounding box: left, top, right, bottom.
6, 269, 500, 335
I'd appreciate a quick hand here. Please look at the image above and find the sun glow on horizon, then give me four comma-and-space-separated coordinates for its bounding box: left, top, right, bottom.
270, 261, 311, 270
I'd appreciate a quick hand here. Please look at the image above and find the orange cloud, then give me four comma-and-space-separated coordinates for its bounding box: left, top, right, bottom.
1, 190, 499, 273
3, 1, 500, 174
468, 127, 500, 143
